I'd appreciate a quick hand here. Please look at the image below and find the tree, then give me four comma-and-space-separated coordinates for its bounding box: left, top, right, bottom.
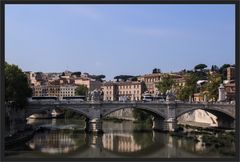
194, 64, 207, 71
75, 85, 88, 96
89, 74, 106, 82
114, 75, 134, 82
155, 74, 175, 95
71, 71, 81, 77
5, 62, 32, 108
203, 73, 222, 101
176, 73, 199, 101
211, 65, 219, 72
219, 64, 231, 80
152, 68, 161, 74
130, 76, 138, 81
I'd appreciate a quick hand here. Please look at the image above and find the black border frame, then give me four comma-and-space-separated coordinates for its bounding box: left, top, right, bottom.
0, 0, 239, 162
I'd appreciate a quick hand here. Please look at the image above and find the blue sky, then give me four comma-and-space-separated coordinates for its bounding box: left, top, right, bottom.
5, 4, 235, 80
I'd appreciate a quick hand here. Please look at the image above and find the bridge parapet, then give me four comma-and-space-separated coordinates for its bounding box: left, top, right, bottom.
26, 100, 235, 132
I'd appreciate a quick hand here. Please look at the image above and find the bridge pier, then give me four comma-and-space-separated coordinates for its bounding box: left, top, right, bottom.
163, 118, 177, 132
152, 117, 164, 131
85, 118, 103, 133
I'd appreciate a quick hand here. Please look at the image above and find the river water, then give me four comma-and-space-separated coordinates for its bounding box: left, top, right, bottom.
5, 118, 235, 158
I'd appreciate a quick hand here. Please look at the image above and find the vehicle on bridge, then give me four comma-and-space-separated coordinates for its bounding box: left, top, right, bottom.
29, 96, 58, 101
60, 96, 86, 101
142, 95, 165, 102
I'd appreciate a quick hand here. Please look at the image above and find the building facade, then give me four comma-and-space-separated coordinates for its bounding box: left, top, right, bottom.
101, 81, 145, 101
101, 82, 118, 101
227, 66, 235, 81
60, 85, 78, 97
137, 73, 161, 95
75, 77, 102, 91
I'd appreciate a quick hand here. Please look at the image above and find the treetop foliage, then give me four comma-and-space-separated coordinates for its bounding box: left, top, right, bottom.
5, 62, 32, 108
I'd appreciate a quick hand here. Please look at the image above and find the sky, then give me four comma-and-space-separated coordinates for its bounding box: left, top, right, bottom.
5, 4, 235, 80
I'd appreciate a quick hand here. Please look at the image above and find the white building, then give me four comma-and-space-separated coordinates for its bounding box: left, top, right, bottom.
60, 85, 78, 97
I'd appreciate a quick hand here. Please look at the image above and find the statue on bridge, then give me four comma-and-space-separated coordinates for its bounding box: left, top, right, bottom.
166, 89, 176, 102
88, 89, 103, 102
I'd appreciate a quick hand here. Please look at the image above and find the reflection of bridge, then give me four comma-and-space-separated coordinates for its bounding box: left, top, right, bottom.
103, 133, 142, 152
26, 100, 235, 132
27, 129, 212, 157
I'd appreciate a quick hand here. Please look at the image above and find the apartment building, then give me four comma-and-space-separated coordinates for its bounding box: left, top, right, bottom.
137, 73, 161, 95
74, 77, 102, 91
32, 85, 48, 96
117, 81, 145, 101
224, 81, 235, 101
101, 82, 118, 101
60, 85, 78, 97
227, 66, 235, 81
101, 81, 145, 101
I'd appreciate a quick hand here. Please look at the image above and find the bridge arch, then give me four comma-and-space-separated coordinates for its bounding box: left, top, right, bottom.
176, 106, 235, 128
176, 106, 235, 119
102, 106, 167, 119
26, 106, 92, 119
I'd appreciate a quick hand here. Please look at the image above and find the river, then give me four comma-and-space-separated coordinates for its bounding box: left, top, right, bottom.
5, 118, 235, 158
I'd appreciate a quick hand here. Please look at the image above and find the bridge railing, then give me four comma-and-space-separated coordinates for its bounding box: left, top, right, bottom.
28, 100, 235, 105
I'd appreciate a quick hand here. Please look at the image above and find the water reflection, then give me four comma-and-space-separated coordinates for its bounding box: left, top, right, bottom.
27, 130, 86, 154
5, 119, 235, 158
103, 133, 142, 152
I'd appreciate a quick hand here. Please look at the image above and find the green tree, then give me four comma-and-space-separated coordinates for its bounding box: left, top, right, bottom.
194, 64, 207, 71
152, 68, 161, 74
211, 65, 219, 72
5, 62, 32, 108
176, 73, 199, 101
71, 71, 81, 77
219, 64, 231, 80
75, 84, 88, 96
203, 73, 222, 101
114, 75, 135, 82
155, 74, 175, 95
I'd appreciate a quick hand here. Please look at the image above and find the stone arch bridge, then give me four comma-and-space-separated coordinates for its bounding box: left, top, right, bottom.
26, 101, 235, 132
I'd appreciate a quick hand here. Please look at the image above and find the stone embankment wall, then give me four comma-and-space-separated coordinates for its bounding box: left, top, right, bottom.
106, 108, 135, 121
177, 109, 218, 127
5, 104, 27, 137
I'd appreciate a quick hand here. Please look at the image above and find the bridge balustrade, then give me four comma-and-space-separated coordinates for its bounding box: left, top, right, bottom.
26, 100, 235, 133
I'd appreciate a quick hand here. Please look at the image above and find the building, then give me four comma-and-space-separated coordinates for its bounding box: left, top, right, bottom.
46, 85, 60, 97
101, 81, 118, 101
227, 66, 235, 81
60, 85, 78, 97
175, 77, 186, 87
117, 81, 145, 101
101, 81, 145, 101
138, 72, 184, 96
137, 73, 161, 95
32, 85, 48, 97
74, 77, 102, 91
224, 81, 235, 101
